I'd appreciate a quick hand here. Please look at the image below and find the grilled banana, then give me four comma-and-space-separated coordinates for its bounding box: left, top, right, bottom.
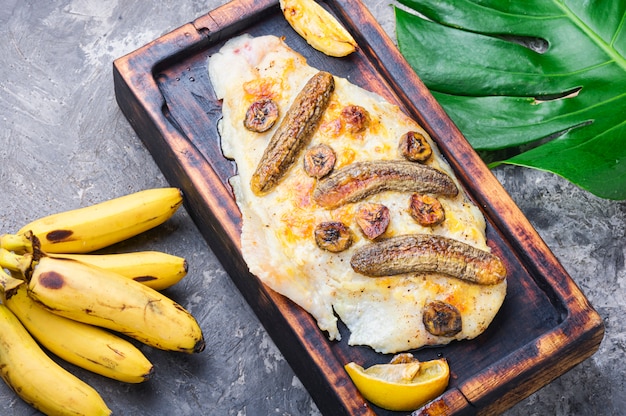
350, 234, 507, 285
0, 302, 111, 416
251, 71, 335, 195
280, 0, 357, 57
313, 160, 459, 209
17, 187, 183, 253
50, 251, 188, 290
27, 256, 205, 353
4, 284, 153, 383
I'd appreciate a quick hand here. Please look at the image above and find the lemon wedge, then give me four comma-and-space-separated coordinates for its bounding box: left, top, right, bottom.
280, 0, 357, 57
344, 357, 450, 411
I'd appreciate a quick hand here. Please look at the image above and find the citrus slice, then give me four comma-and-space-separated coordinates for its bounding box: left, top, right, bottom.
279, 0, 357, 57
344, 357, 449, 411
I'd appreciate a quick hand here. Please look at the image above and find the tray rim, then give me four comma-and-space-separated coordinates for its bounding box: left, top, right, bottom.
112, 0, 605, 414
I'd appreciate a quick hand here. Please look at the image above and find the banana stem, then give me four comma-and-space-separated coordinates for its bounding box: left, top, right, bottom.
0, 249, 32, 276
0, 233, 34, 254
0, 268, 24, 293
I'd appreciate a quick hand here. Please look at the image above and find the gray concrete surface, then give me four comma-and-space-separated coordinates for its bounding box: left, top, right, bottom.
0, 0, 624, 415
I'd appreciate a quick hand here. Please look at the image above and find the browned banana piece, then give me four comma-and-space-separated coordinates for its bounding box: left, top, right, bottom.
313, 160, 458, 208
340, 105, 369, 133
408, 193, 445, 226
314, 221, 353, 252
251, 71, 335, 195
399, 131, 432, 162
244, 98, 279, 132
303, 143, 336, 178
355, 203, 390, 240
350, 234, 506, 285
422, 300, 462, 337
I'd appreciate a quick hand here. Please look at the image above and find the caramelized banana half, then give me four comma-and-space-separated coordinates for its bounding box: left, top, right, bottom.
251, 71, 335, 195
313, 160, 458, 208
350, 234, 506, 285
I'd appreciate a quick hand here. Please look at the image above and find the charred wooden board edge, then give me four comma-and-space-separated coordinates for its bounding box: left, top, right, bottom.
112, 0, 605, 414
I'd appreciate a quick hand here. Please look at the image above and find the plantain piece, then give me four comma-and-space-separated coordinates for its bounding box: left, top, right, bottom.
422, 300, 462, 337
244, 98, 279, 132
251, 71, 335, 195
399, 131, 432, 162
27, 256, 205, 353
4, 284, 154, 383
355, 202, 390, 240
350, 234, 507, 285
303, 143, 337, 179
340, 105, 370, 133
313, 160, 459, 209
0, 302, 111, 416
280, 0, 357, 57
408, 193, 445, 227
50, 251, 188, 291
17, 187, 183, 254
314, 221, 353, 252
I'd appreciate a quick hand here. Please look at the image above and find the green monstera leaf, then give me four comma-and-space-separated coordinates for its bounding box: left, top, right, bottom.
395, 0, 626, 200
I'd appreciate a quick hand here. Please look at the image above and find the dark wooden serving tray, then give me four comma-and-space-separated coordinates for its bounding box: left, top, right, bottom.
113, 0, 604, 414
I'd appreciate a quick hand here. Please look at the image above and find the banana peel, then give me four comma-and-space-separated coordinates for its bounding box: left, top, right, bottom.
280, 0, 357, 57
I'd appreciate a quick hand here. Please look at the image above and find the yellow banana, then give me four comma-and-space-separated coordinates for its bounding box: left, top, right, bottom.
27, 256, 205, 353
4, 284, 154, 383
50, 251, 188, 290
0, 232, 33, 254
280, 0, 357, 57
0, 247, 32, 275
0, 302, 111, 416
0, 267, 23, 293
17, 187, 183, 254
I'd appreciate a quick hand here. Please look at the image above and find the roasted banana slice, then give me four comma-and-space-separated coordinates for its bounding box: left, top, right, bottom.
303, 143, 336, 178
280, 0, 357, 57
314, 221, 353, 252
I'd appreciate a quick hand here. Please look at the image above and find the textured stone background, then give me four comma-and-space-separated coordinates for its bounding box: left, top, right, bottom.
0, 0, 624, 414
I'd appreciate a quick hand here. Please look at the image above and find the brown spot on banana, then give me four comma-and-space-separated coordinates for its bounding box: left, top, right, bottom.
350, 234, 506, 285
133, 275, 158, 283
43, 229, 75, 244
251, 71, 335, 195
313, 160, 458, 209
38, 271, 65, 289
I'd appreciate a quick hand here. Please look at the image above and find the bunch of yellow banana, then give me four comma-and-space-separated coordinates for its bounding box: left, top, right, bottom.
5, 282, 154, 383
0, 300, 112, 416
0, 187, 206, 415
